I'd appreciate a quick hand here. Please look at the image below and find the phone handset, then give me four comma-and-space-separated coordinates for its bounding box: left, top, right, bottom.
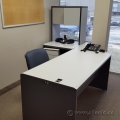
81, 43, 91, 52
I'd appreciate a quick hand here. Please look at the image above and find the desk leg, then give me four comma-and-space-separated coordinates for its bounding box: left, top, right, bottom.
89, 57, 111, 90
21, 75, 77, 120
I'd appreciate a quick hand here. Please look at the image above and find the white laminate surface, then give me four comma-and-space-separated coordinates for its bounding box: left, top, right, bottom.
43, 41, 79, 49
23, 43, 111, 90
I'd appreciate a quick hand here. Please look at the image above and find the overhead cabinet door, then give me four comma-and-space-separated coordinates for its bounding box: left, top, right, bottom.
52, 8, 80, 25
52, 8, 64, 24
64, 8, 80, 25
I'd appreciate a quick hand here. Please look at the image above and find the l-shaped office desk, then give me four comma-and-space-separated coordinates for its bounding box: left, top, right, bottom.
21, 41, 111, 120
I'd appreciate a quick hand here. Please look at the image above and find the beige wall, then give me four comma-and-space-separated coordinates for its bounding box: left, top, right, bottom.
0, 0, 59, 90
92, 0, 113, 50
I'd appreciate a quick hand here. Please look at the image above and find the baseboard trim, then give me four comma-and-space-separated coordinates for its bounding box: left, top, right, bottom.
0, 80, 20, 96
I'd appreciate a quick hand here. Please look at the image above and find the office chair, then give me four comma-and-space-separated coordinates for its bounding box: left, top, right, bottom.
25, 48, 49, 70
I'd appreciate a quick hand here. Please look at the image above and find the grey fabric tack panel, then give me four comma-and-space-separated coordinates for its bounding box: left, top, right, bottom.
64, 8, 80, 25
52, 8, 80, 25
53, 8, 64, 24
79, 8, 88, 45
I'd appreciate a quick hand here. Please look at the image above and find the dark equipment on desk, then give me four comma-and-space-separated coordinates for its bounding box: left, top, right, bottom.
56, 78, 63, 82
81, 43, 101, 53
66, 39, 74, 44
55, 36, 74, 44
55, 35, 68, 44
64, 35, 67, 41
55, 35, 75, 44
55, 38, 64, 42
55, 38, 66, 44
99, 49, 105, 53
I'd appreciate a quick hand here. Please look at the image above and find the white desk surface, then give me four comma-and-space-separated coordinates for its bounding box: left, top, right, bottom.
23, 43, 111, 90
43, 41, 79, 49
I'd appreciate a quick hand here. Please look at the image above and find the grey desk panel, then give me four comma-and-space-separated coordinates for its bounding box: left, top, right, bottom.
21, 74, 77, 120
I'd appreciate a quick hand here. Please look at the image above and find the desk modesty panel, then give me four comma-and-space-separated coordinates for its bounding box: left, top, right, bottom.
23, 43, 111, 90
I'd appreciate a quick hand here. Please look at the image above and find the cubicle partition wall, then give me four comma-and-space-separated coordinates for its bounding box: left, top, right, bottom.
51, 6, 88, 45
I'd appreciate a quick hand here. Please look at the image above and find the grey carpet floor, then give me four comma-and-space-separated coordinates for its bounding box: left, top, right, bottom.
108, 44, 120, 74
0, 73, 120, 120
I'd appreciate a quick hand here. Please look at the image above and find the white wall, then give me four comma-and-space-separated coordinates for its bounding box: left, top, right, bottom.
92, 0, 113, 50
0, 0, 59, 90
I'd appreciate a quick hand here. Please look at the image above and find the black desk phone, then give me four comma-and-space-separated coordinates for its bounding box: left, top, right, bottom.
81, 43, 101, 53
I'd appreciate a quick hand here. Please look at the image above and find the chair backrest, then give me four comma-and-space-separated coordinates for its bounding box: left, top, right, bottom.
25, 48, 49, 69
